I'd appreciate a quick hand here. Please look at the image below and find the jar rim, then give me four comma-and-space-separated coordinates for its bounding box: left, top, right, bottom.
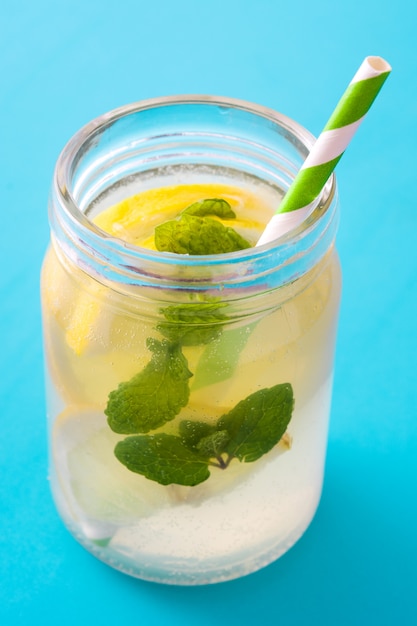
51, 95, 338, 292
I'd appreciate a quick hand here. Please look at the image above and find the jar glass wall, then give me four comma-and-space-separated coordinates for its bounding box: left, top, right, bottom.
41, 96, 341, 585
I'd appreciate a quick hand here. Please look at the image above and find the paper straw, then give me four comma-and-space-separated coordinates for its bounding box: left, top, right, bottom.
256, 56, 391, 246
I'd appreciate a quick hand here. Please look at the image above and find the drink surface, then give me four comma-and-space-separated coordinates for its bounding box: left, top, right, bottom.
93, 182, 268, 250
42, 178, 341, 584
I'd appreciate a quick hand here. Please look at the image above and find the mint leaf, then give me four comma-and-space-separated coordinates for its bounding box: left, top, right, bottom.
114, 434, 211, 486
191, 323, 257, 390
218, 384, 294, 463
111, 385, 294, 484
155, 214, 251, 255
179, 419, 216, 448
196, 430, 230, 458
91, 537, 112, 547
158, 301, 229, 346
105, 338, 192, 434
182, 198, 236, 219
179, 420, 230, 462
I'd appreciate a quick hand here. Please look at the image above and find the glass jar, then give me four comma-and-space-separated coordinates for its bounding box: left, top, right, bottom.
41, 96, 341, 585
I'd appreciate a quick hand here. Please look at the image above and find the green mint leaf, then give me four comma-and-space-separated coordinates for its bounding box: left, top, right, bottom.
196, 430, 230, 458
91, 537, 112, 547
105, 338, 192, 434
182, 198, 236, 219
179, 420, 216, 448
191, 323, 257, 390
158, 301, 229, 346
114, 434, 211, 486
217, 384, 294, 463
155, 214, 251, 255
179, 420, 230, 461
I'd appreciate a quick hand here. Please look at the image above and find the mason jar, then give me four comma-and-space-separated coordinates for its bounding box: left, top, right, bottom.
41, 96, 341, 585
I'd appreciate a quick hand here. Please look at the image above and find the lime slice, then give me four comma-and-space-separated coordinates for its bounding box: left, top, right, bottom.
52, 406, 171, 539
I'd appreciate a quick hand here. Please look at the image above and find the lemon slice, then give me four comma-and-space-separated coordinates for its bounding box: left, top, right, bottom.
41, 247, 111, 357
42, 183, 274, 405
52, 406, 171, 539
43, 183, 270, 359
94, 182, 268, 249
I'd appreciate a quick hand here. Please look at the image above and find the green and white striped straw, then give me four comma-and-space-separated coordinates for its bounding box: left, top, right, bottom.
256, 56, 391, 246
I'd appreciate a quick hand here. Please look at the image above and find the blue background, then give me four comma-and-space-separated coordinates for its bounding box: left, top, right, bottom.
1, 1, 416, 624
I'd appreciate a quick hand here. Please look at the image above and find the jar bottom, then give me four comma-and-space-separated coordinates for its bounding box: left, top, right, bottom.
51, 479, 322, 585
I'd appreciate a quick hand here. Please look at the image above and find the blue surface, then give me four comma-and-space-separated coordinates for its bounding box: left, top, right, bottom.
1, 1, 416, 624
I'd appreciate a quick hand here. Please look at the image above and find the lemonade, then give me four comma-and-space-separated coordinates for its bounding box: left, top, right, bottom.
42, 97, 341, 584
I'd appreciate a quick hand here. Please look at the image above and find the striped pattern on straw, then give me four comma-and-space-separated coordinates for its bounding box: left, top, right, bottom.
256, 56, 391, 246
